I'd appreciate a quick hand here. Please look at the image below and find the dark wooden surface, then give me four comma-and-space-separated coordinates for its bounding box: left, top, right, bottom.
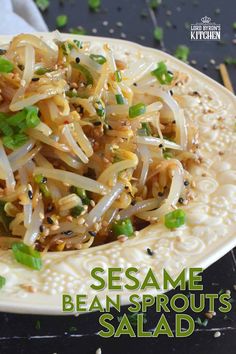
1, 0, 236, 353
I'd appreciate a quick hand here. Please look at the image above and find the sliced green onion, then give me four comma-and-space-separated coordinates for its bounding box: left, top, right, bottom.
3, 134, 28, 150
164, 209, 186, 229
34, 67, 51, 75
149, 0, 162, 9
129, 103, 146, 118
71, 205, 84, 217
0, 116, 13, 136
69, 27, 87, 35
0, 201, 13, 232
224, 57, 236, 65
0, 57, 14, 73
94, 98, 105, 117
174, 45, 190, 62
0, 275, 6, 289
233, 22, 236, 30
151, 61, 173, 84
12, 242, 42, 270
112, 218, 134, 237
88, 0, 101, 11
114, 70, 122, 82
35, 0, 49, 11
71, 63, 93, 86
90, 54, 107, 65
73, 40, 83, 49
70, 186, 91, 205
25, 106, 41, 128
115, 94, 125, 105
154, 26, 163, 41
56, 14, 68, 28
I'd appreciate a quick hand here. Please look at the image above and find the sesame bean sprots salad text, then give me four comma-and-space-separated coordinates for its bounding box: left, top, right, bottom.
62, 267, 232, 338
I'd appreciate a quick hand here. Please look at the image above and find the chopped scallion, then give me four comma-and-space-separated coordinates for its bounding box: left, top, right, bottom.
174, 45, 190, 62
114, 70, 122, 82
71, 205, 84, 217
115, 94, 125, 105
112, 218, 134, 237
164, 209, 186, 229
129, 103, 146, 118
12, 242, 42, 270
56, 15, 68, 28
154, 26, 163, 41
0, 57, 14, 73
70, 186, 90, 205
71, 63, 93, 86
3, 134, 28, 150
88, 0, 101, 11
151, 61, 173, 84
35, 0, 49, 11
90, 54, 106, 65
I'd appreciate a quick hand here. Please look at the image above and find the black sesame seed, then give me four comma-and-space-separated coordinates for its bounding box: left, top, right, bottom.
131, 200, 136, 205
94, 121, 102, 126
32, 77, 40, 82
172, 120, 176, 124
39, 225, 44, 233
47, 216, 54, 224
147, 248, 154, 256
170, 90, 173, 96
28, 190, 33, 200
62, 230, 73, 236
18, 64, 24, 71
133, 82, 137, 86
75, 57, 80, 63
88, 231, 97, 237
42, 177, 47, 184
178, 197, 184, 204
159, 144, 163, 148
184, 180, 189, 186
167, 70, 173, 76
158, 192, 164, 197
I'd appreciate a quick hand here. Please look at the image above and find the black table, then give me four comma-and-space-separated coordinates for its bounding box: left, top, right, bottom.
1, 0, 236, 353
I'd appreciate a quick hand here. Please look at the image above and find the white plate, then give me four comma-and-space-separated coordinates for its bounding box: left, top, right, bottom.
0, 33, 235, 315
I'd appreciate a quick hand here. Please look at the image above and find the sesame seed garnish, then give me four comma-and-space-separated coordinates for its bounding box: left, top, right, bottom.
28, 190, 33, 200
147, 248, 154, 256
88, 231, 97, 237
116, 21, 123, 28
214, 331, 221, 338
32, 77, 40, 82
184, 180, 189, 186
75, 57, 80, 63
47, 216, 54, 224
62, 230, 73, 236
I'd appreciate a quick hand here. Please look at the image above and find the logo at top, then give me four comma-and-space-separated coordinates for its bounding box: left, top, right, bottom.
190, 16, 221, 41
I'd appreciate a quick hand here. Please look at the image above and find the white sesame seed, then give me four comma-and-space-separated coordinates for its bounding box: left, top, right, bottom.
116, 21, 123, 27
214, 331, 221, 338
102, 21, 108, 26
96, 348, 102, 354
92, 28, 97, 34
